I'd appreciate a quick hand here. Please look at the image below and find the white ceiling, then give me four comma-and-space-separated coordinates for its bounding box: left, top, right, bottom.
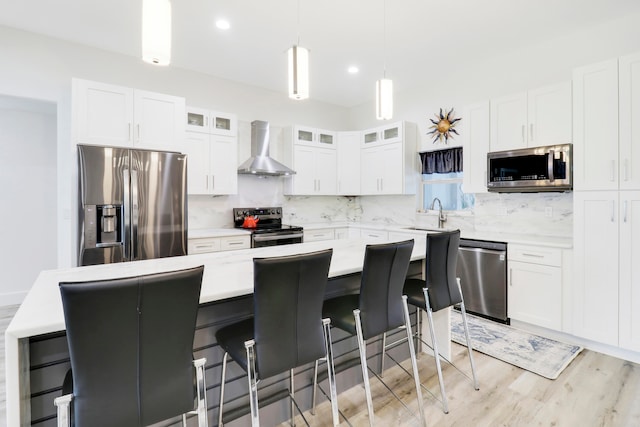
2, 0, 640, 107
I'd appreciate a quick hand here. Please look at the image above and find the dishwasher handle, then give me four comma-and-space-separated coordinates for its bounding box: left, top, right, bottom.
459, 246, 506, 256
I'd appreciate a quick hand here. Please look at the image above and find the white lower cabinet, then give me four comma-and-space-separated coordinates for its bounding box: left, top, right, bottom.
619, 191, 640, 351
572, 191, 640, 348
358, 228, 389, 241
334, 227, 349, 240
304, 229, 335, 242
188, 235, 250, 254
508, 244, 562, 330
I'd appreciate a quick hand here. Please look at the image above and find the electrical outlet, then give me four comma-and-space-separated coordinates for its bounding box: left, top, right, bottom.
545, 207, 553, 218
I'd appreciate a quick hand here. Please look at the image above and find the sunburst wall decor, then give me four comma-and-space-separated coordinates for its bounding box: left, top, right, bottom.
427, 108, 461, 144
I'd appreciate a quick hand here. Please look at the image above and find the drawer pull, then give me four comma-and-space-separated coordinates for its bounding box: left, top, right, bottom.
522, 253, 544, 258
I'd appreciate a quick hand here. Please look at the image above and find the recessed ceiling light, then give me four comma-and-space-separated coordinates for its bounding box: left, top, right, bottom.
348, 66, 359, 74
216, 19, 230, 30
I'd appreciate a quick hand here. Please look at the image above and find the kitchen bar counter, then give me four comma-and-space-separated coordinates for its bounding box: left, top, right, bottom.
5, 237, 428, 426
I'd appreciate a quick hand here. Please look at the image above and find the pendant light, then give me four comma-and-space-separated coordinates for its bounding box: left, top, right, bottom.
142, 0, 172, 66
376, 0, 393, 120
288, 0, 309, 100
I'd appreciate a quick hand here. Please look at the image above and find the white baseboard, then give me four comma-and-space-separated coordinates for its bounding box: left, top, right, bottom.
0, 291, 26, 307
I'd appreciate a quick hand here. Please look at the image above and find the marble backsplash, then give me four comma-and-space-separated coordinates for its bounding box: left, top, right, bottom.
188, 176, 572, 238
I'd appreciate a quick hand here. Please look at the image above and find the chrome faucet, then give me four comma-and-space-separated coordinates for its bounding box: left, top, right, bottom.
430, 197, 447, 229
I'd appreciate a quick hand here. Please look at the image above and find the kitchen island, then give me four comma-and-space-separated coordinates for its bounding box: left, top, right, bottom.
6, 237, 440, 426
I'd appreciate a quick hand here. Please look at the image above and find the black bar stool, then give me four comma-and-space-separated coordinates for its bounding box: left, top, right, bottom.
216, 249, 339, 427
403, 229, 479, 413
317, 239, 426, 427
54, 266, 208, 427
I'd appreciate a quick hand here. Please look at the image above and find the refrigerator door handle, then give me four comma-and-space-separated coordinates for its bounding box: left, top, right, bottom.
123, 168, 131, 261
131, 169, 139, 260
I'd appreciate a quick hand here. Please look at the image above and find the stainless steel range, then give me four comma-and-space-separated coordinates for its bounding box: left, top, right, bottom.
233, 207, 304, 248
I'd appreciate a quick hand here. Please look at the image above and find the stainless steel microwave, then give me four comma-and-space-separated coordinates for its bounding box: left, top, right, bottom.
487, 143, 572, 192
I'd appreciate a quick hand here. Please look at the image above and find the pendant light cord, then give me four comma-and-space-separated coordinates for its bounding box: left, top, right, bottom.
296, 0, 301, 45
383, 0, 387, 78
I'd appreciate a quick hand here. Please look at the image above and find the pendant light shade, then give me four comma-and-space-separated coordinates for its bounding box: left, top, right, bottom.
142, 0, 172, 66
376, 78, 393, 120
288, 45, 309, 100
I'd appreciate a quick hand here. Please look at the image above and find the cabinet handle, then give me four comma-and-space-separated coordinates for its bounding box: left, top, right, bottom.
509, 269, 513, 286
529, 123, 534, 141
611, 200, 615, 222
205, 175, 208, 190
228, 241, 244, 245
610, 160, 616, 182
211, 175, 215, 190
128, 123, 132, 142
624, 159, 629, 182
317, 179, 320, 192
137, 124, 141, 141
623, 200, 628, 223
522, 253, 544, 258
205, 117, 208, 127
380, 178, 383, 192
521, 125, 525, 143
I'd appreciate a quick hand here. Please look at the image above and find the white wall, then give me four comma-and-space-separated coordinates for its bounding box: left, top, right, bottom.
0, 96, 57, 305
0, 25, 352, 272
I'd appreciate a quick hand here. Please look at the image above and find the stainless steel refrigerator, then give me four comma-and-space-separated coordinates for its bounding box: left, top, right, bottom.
78, 144, 188, 266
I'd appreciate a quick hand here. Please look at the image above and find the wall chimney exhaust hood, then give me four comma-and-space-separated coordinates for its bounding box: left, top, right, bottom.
237, 120, 296, 176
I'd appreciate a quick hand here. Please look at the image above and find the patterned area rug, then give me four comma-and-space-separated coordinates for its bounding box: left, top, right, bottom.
451, 310, 583, 380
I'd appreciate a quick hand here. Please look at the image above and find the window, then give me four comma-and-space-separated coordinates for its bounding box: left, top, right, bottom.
421, 171, 474, 211
419, 147, 474, 211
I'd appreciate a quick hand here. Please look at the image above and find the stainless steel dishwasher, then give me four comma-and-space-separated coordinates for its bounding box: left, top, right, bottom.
456, 239, 508, 323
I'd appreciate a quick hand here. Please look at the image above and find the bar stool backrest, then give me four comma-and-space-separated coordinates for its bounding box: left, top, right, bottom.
253, 249, 333, 379
425, 230, 462, 312
358, 239, 414, 340
59, 266, 204, 426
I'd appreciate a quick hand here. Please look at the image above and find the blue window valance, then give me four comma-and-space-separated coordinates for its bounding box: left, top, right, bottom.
419, 147, 463, 174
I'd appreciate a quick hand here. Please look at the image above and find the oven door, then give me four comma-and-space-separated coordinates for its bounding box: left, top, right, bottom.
252, 231, 304, 248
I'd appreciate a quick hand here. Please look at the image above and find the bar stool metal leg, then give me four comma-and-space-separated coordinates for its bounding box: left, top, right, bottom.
458, 278, 479, 390
353, 309, 375, 427
322, 318, 340, 427
424, 288, 449, 414
311, 360, 319, 415
290, 369, 296, 426
402, 295, 427, 426
245, 340, 260, 427
193, 358, 208, 427
218, 353, 228, 426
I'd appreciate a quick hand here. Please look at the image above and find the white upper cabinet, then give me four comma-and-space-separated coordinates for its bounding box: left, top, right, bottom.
490, 91, 528, 151
184, 106, 238, 195
337, 131, 361, 195
527, 82, 572, 147
462, 101, 490, 193
184, 132, 238, 195
292, 126, 336, 148
573, 59, 619, 191
185, 106, 237, 136
360, 121, 417, 195
361, 122, 403, 147
73, 78, 185, 152
133, 90, 186, 151
284, 127, 337, 195
490, 82, 571, 152
619, 52, 640, 190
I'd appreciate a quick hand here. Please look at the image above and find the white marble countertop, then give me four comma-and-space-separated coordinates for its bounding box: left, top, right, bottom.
296, 222, 573, 249
5, 237, 426, 426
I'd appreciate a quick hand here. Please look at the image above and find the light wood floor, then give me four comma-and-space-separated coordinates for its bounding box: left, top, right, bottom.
2, 303, 638, 427
281, 338, 640, 427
